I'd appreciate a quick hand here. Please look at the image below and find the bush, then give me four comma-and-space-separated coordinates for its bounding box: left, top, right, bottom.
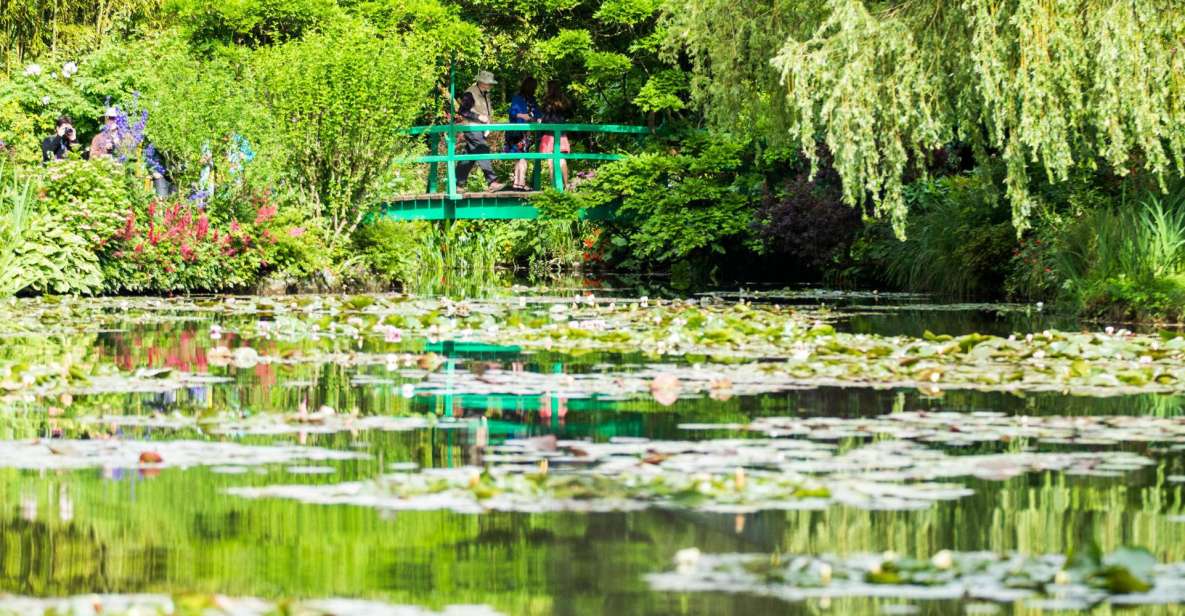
253, 21, 438, 248
353, 218, 424, 287
757, 153, 860, 275
101, 198, 274, 293
0, 166, 102, 296
166, 0, 343, 50
259, 201, 333, 281
869, 174, 1016, 297
552, 133, 761, 269
1045, 187, 1185, 322
39, 158, 145, 248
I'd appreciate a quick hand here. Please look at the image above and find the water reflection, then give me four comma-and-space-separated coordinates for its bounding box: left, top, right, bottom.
2, 287, 1185, 614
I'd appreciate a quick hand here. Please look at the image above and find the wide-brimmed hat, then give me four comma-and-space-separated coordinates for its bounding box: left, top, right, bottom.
475, 70, 497, 85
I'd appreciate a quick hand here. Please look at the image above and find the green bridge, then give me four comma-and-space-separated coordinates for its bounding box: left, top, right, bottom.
379, 122, 649, 222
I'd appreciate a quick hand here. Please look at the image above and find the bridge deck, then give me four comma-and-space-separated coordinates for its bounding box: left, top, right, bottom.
379, 191, 614, 221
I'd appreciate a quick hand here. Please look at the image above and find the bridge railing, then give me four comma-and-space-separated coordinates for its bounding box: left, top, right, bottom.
406, 123, 650, 199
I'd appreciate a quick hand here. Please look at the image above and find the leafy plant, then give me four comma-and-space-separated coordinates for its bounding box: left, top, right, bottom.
253, 22, 438, 248
549, 133, 761, 270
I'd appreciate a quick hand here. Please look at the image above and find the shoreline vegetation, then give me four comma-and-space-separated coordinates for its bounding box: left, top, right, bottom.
1, 1, 1183, 323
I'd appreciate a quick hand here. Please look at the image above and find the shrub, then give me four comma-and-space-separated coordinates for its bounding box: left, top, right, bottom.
0, 167, 101, 296
259, 202, 333, 280
871, 174, 1016, 297
253, 22, 438, 248
1047, 188, 1185, 322
757, 157, 860, 275
166, 0, 343, 50
39, 158, 145, 248
353, 219, 424, 287
102, 198, 273, 293
553, 133, 761, 269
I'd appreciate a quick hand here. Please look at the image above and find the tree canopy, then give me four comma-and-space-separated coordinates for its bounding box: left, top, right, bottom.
666, 0, 1185, 234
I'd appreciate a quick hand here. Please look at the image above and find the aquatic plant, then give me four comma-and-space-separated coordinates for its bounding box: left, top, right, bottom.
647, 547, 1185, 610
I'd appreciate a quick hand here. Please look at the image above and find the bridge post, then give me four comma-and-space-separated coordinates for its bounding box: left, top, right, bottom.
427, 133, 439, 194
551, 128, 564, 192
446, 58, 459, 202
446, 125, 458, 200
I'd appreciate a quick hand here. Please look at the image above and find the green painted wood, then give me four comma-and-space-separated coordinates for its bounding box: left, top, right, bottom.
378, 193, 617, 222
401, 120, 645, 216
408, 122, 649, 135
411, 152, 625, 164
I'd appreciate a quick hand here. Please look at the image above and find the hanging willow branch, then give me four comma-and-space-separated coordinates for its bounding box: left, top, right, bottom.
667, 0, 1185, 236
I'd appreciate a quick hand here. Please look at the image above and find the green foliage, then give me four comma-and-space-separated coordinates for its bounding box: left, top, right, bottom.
0, 62, 96, 166
1044, 186, 1185, 322
165, 0, 343, 50
90, 32, 270, 188
594, 0, 662, 25
253, 22, 437, 247
0, 0, 162, 62
259, 203, 332, 280
9, 212, 104, 294
39, 158, 143, 247
670, 0, 1185, 234
353, 219, 424, 287
0, 166, 102, 296
632, 69, 686, 114
872, 174, 1017, 297
349, 0, 480, 60
551, 133, 760, 268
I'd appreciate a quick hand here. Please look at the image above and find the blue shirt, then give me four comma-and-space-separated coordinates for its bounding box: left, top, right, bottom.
508, 95, 539, 124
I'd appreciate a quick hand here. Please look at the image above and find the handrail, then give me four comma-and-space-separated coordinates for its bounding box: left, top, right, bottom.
407, 122, 650, 136
405, 122, 650, 197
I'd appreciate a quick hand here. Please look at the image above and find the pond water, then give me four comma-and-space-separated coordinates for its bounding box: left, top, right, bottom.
1, 281, 1184, 615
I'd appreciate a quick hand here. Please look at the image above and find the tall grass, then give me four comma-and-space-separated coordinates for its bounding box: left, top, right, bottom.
0, 167, 33, 297
1053, 184, 1185, 321
878, 176, 1015, 297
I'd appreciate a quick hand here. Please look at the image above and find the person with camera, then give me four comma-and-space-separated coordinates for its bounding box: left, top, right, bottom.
41, 115, 80, 162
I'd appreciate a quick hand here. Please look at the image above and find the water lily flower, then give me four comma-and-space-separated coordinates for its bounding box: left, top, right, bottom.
674, 547, 701, 571
931, 549, 954, 569
384, 327, 403, 343
24, 64, 41, 76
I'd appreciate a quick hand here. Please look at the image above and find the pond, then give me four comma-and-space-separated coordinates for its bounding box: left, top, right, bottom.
0, 281, 1184, 615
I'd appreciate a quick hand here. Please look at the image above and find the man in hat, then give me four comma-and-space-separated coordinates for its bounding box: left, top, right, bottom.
455, 70, 503, 191
89, 106, 123, 160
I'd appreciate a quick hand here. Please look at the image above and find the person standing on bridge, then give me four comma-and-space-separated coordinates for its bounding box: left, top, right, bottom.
539, 81, 572, 189
506, 76, 541, 191
455, 70, 504, 192
455, 91, 504, 191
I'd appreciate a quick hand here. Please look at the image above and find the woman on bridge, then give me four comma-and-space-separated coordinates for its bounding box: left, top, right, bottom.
506, 77, 541, 191
539, 81, 572, 189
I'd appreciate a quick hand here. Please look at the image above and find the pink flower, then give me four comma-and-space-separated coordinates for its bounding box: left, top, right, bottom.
288, 227, 306, 238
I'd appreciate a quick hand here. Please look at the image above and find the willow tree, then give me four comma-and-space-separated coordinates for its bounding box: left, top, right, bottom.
666, 0, 1185, 234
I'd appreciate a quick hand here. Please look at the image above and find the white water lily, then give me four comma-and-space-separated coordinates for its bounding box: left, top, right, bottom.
674, 547, 701, 571
931, 549, 954, 569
